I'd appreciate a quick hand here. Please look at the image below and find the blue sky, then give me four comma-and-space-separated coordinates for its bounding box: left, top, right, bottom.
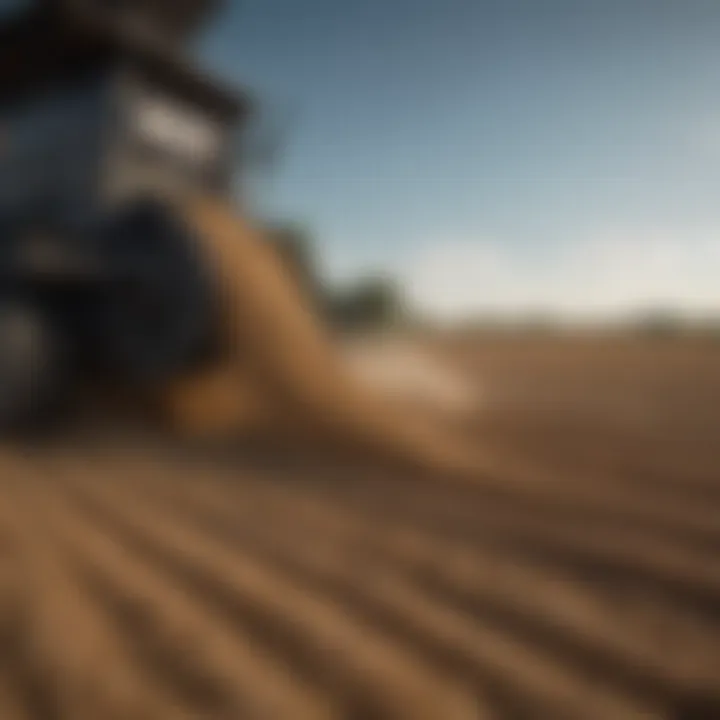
9, 0, 720, 319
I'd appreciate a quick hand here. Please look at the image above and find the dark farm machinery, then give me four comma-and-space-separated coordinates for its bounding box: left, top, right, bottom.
0, 0, 479, 479
0, 0, 255, 431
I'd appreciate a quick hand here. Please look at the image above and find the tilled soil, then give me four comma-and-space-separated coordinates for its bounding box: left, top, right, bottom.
0, 337, 718, 720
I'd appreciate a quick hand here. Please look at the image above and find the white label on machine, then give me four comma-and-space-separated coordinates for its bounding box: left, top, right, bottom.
134, 95, 222, 165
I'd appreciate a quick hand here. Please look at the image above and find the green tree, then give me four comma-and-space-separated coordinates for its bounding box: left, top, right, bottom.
329, 276, 405, 331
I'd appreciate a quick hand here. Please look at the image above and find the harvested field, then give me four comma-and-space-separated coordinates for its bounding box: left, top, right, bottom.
0, 335, 719, 720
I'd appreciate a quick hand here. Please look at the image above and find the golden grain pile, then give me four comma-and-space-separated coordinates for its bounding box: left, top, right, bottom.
158, 197, 481, 476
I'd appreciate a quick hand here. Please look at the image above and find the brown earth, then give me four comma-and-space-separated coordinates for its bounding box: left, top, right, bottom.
0, 335, 718, 719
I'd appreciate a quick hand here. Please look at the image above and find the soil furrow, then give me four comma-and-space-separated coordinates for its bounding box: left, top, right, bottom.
137, 466, 720, 707
0, 478, 196, 720
154, 476, 664, 720
62, 471, 485, 720
34, 482, 341, 720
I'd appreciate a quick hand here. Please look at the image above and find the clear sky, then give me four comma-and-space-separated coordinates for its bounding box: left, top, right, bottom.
9, 0, 720, 320
200, 0, 720, 320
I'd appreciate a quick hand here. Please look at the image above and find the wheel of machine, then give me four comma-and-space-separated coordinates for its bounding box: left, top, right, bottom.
0, 297, 68, 434
98, 198, 219, 386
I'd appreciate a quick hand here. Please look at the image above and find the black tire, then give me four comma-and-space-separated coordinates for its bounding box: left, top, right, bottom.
98, 199, 218, 386
0, 297, 68, 433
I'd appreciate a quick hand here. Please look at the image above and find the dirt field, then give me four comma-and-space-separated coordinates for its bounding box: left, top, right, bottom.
0, 335, 719, 720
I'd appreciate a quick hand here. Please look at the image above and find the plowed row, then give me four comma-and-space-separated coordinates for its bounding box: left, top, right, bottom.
0, 337, 718, 719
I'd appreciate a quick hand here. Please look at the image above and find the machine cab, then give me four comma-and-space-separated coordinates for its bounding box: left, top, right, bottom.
0, 0, 247, 228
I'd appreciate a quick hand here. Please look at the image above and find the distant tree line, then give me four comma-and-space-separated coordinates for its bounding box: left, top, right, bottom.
264, 225, 720, 339
629, 310, 720, 341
